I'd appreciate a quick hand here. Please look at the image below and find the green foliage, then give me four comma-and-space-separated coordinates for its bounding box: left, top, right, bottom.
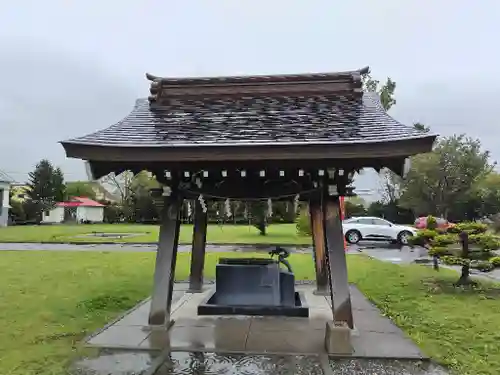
447, 222, 488, 235
441, 256, 470, 266
426, 215, 438, 230
344, 201, 366, 217
470, 260, 494, 272
413, 122, 430, 133
408, 229, 438, 247
250, 200, 268, 235
428, 246, 452, 257
489, 257, 500, 267
296, 209, 311, 236
469, 233, 500, 251
65, 181, 97, 200
432, 234, 457, 247
25, 159, 66, 221
400, 135, 493, 219
362, 73, 396, 111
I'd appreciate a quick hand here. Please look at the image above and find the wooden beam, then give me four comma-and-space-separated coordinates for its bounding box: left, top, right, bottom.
148, 193, 182, 326
323, 195, 354, 329
309, 196, 329, 295
188, 199, 208, 292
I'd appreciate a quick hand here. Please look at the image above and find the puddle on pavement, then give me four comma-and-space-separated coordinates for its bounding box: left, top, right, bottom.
70, 350, 449, 375
155, 352, 323, 375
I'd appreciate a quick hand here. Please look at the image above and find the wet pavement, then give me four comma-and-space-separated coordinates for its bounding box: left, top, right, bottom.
71, 350, 448, 374
0, 242, 314, 253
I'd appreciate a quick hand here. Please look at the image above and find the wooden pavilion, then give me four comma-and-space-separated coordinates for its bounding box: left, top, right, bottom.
61, 67, 436, 330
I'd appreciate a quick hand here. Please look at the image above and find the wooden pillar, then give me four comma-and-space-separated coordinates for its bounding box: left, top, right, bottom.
188, 199, 208, 292
309, 197, 329, 295
148, 193, 182, 326
323, 195, 354, 329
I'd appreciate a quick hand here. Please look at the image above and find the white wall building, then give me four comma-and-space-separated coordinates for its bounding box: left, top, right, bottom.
42, 197, 105, 224
0, 180, 11, 227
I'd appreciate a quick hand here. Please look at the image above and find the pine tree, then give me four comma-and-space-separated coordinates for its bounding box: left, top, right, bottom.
25, 159, 65, 221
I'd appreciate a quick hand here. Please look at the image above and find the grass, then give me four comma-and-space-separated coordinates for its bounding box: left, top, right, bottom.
0, 223, 310, 245
0, 251, 316, 375
1, 251, 499, 375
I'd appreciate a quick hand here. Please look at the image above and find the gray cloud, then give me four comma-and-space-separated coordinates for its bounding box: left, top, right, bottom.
1, 0, 499, 199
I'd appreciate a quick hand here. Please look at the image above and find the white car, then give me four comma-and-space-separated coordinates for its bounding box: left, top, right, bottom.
342, 216, 417, 245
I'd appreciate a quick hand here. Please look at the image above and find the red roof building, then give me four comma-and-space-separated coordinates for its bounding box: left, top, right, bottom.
56, 197, 105, 208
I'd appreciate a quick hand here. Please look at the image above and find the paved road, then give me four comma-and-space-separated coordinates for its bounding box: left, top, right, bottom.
0, 242, 314, 253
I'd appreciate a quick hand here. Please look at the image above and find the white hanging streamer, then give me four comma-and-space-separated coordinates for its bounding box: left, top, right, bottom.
224, 198, 232, 217
197, 194, 207, 213
267, 198, 273, 218
294, 194, 299, 214
186, 201, 192, 217
243, 204, 248, 220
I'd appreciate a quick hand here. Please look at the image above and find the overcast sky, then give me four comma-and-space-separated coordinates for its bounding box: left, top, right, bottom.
1, 0, 499, 198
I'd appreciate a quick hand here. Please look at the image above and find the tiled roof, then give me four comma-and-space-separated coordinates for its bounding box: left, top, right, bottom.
57, 197, 104, 207
63, 92, 430, 147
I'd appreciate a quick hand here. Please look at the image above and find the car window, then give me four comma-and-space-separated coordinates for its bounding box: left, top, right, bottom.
356, 218, 373, 225
372, 218, 391, 226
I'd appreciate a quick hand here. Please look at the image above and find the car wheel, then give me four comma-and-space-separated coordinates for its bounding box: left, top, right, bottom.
345, 230, 361, 244
397, 230, 413, 245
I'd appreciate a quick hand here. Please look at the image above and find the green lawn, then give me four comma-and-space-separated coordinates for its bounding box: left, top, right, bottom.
0, 223, 310, 245
1, 251, 499, 375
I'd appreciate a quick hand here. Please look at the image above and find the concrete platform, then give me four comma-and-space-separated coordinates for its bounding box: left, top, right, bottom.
86, 284, 426, 359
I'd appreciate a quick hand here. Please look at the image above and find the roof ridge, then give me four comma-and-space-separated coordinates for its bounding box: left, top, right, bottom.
146, 67, 369, 105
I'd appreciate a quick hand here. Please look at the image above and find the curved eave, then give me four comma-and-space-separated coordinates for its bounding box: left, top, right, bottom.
61, 134, 436, 163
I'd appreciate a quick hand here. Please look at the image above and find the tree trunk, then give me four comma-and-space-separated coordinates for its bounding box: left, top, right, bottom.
455, 231, 476, 286
257, 219, 267, 236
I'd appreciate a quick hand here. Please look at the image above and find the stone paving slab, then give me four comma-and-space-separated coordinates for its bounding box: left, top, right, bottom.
86, 284, 426, 360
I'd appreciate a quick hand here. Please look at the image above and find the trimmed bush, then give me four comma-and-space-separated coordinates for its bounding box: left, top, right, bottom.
469, 233, 500, 251
490, 256, 500, 268
408, 229, 438, 247
432, 234, 458, 248
428, 246, 451, 257
426, 215, 438, 230
447, 222, 488, 235
441, 256, 470, 266
296, 209, 311, 236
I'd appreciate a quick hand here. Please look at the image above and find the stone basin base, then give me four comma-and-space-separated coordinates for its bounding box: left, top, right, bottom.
198, 291, 309, 317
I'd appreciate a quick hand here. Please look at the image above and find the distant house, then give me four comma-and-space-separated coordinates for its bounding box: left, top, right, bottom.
42, 197, 105, 224
0, 171, 13, 227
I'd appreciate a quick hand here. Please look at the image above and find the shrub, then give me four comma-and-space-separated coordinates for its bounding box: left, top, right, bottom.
469, 234, 500, 251
470, 260, 494, 272
296, 209, 311, 236
428, 246, 451, 257
426, 215, 438, 230
490, 256, 500, 268
447, 221, 488, 235
441, 256, 470, 266
408, 229, 438, 247
432, 234, 457, 247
